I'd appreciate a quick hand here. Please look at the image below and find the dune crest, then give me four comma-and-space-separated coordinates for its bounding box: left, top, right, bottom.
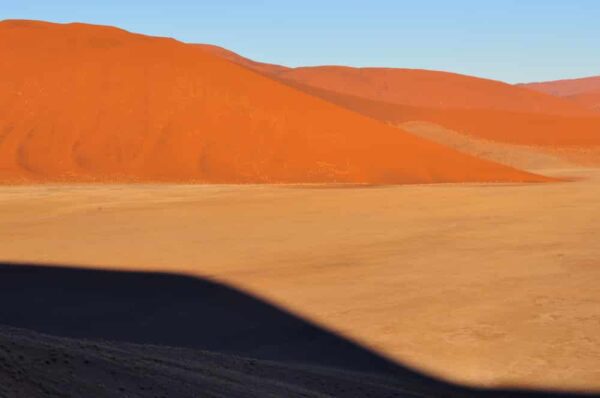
271, 80, 600, 147
521, 75, 600, 97
199, 46, 600, 168
520, 76, 600, 113
196, 45, 591, 117
275, 67, 593, 117
0, 20, 549, 184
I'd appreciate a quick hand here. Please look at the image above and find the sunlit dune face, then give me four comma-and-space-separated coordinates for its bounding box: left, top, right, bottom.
195, 43, 290, 76
0, 20, 550, 184
198, 47, 600, 154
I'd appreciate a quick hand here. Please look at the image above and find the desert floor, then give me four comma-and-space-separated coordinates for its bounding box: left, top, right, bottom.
1, 167, 599, 392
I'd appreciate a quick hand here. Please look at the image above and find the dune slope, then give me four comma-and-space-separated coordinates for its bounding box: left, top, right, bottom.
275, 66, 593, 116
196, 43, 289, 76
521, 76, 600, 97
567, 90, 600, 112
198, 45, 592, 118
0, 20, 548, 184
275, 81, 600, 147
198, 47, 600, 158
520, 76, 600, 112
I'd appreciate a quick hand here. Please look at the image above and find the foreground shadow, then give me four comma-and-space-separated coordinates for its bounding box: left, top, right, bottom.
0, 262, 596, 397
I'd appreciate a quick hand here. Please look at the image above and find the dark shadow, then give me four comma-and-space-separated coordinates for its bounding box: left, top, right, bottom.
0, 262, 596, 397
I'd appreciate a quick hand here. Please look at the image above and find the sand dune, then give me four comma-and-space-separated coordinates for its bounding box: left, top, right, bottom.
272, 80, 600, 149
521, 76, 600, 97
0, 19, 547, 185
401, 121, 600, 170
198, 47, 600, 166
520, 76, 600, 113
399, 121, 573, 170
566, 90, 600, 112
274, 67, 593, 116
196, 43, 289, 76
199, 41, 600, 123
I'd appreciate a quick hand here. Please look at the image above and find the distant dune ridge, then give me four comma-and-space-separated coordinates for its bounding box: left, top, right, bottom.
520, 76, 600, 113
198, 44, 591, 116
0, 20, 553, 184
198, 44, 600, 170
521, 76, 600, 97
263, 80, 600, 147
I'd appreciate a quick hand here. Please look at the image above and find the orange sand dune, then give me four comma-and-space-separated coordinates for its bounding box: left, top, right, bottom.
566, 90, 600, 112
196, 43, 289, 76
521, 75, 600, 97
276, 81, 600, 147
197, 45, 596, 118
275, 66, 593, 116
198, 47, 600, 148
521, 76, 600, 112
0, 20, 549, 184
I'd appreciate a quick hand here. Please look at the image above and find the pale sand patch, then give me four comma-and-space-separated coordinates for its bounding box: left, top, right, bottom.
400, 121, 600, 170
1, 168, 600, 391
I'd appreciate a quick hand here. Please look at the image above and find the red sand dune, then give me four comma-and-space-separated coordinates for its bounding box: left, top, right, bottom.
199, 47, 600, 147
0, 20, 548, 184
197, 46, 593, 117
196, 43, 289, 76
566, 90, 600, 112
285, 83, 600, 146
521, 75, 600, 97
274, 66, 593, 117
520, 76, 600, 113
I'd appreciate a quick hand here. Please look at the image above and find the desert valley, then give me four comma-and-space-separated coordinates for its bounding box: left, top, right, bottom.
1, 17, 600, 398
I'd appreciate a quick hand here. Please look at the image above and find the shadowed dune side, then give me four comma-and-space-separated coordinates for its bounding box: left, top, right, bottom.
0, 19, 548, 185
0, 263, 597, 398
196, 46, 600, 165
198, 44, 600, 121
0, 263, 399, 374
274, 66, 594, 116
0, 326, 426, 398
271, 79, 600, 147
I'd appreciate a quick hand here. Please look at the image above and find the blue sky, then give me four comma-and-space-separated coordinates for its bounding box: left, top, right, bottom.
2, 0, 599, 83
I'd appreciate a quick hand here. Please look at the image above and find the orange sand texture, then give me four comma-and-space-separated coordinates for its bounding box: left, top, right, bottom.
0, 20, 551, 185
3, 18, 600, 393
521, 76, 600, 113
200, 44, 600, 149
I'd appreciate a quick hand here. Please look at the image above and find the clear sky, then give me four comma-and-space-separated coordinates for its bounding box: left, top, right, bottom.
2, 0, 599, 83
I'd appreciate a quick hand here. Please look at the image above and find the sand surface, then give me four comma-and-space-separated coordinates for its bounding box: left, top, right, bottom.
275, 67, 592, 116
1, 19, 544, 184
520, 77, 600, 113
399, 122, 600, 170
2, 168, 599, 391
521, 76, 600, 98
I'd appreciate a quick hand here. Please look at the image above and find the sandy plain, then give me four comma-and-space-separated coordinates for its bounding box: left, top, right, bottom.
1, 167, 599, 392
